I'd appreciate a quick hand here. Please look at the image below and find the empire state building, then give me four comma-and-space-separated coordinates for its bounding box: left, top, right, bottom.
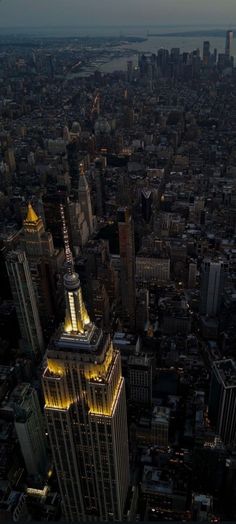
42, 206, 130, 522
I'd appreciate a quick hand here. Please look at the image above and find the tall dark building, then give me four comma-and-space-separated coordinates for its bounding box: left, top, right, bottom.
225, 30, 233, 57
200, 259, 226, 317
118, 207, 136, 329
208, 359, 236, 446
141, 189, 153, 223
203, 41, 210, 66
5, 250, 44, 358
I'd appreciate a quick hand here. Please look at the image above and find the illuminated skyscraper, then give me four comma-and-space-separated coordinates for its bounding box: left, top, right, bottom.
118, 207, 136, 329
225, 30, 233, 57
42, 206, 129, 522
20, 203, 64, 326
5, 250, 44, 358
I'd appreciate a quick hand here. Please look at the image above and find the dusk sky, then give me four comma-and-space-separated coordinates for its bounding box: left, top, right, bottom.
0, 0, 236, 27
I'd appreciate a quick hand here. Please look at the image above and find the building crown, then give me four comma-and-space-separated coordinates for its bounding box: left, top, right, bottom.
25, 203, 39, 223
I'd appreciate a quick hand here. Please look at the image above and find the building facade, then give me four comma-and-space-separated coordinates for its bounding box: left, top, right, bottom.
20, 203, 64, 326
118, 207, 136, 329
200, 259, 227, 317
208, 359, 236, 446
5, 249, 44, 358
11, 383, 48, 477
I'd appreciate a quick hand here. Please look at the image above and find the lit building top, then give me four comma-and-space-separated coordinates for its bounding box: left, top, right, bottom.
24, 203, 40, 224
59, 204, 95, 344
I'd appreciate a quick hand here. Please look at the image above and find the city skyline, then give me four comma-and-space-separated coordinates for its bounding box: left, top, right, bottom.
1, 13, 236, 522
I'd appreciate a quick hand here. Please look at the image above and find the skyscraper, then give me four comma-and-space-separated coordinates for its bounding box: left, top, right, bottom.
200, 259, 226, 317
225, 30, 233, 57
78, 163, 94, 235
203, 41, 210, 66
208, 359, 236, 446
10, 383, 48, 477
42, 207, 129, 522
141, 189, 153, 223
5, 250, 44, 358
118, 207, 136, 329
20, 203, 64, 326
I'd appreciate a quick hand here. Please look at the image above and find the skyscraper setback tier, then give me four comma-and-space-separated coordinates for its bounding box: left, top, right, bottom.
42, 219, 129, 522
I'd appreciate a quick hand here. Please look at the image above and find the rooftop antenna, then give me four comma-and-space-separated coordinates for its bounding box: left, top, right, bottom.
60, 203, 73, 275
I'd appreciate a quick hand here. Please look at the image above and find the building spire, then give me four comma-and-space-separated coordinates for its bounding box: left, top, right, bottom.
60, 203, 73, 275
25, 202, 39, 223
60, 203, 90, 335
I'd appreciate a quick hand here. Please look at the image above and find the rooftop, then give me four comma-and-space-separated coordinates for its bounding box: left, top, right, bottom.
214, 359, 236, 388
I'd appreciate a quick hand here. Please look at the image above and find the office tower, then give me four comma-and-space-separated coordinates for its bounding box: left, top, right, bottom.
5, 250, 44, 358
67, 139, 80, 193
136, 288, 149, 331
83, 239, 117, 307
93, 159, 106, 217
188, 261, 197, 289
91, 279, 110, 328
11, 383, 48, 477
44, 54, 54, 78
225, 30, 233, 57
203, 41, 210, 66
42, 207, 129, 522
20, 203, 64, 326
128, 353, 152, 405
151, 406, 170, 448
141, 189, 153, 223
78, 163, 94, 235
127, 60, 133, 82
118, 207, 136, 329
68, 199, 89, 254
4, 147, 16, 172
200, 259, 226, 316
213, 48, 218, 64
192, 494, 213, 522
208, 360, 236, 446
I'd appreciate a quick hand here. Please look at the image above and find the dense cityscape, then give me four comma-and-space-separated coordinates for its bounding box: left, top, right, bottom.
0, 23, 236, 523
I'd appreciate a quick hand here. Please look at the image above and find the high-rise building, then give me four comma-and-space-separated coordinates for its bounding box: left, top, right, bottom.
141, 189, 153, 223
68, 199, 89, 254
5, 250, 44, 358
127, 60, 133, 82
118, 207, 136, 329
20, 203, 64, 326
135, 288, 149, 331
225, 30, 233, 57
128, 353, 152, 405
10, 383, 48, 477
203, 41, 210, 66
208, 359, 236, 446
78, 163, 94, 235
151, 406, 170, 448
42, 208, 129, 522
200, 259, 226, 316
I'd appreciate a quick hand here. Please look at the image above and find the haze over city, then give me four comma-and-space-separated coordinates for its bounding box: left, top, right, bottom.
0, 0, 236, 27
